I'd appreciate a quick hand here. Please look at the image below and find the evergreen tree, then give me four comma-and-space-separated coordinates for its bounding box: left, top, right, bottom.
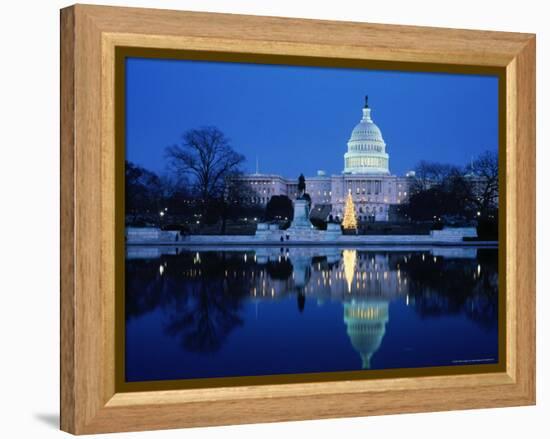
342, 190, 358, 230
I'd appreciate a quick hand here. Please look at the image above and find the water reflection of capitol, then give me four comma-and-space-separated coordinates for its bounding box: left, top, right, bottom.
344, 300, 388, 369
128, 245, 489, 371
252, 248, 407, 298
251, 247, 407, 369
153, 245, 479, 370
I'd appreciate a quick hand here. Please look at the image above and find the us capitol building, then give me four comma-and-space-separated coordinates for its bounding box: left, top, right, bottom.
237, 97, 413, 222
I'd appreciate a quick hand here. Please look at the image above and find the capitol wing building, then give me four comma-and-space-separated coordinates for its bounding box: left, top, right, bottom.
238, 99, 413, 222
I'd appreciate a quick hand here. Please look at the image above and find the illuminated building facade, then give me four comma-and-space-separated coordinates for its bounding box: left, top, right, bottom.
236, 99, 413, 222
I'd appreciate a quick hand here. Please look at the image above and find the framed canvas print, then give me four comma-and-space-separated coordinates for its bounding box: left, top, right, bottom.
60, 4, 536, 434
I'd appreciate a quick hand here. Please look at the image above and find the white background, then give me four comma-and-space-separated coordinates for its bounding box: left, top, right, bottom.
0, 0, 547, 437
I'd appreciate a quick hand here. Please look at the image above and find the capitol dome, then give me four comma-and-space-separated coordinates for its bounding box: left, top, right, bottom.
343, 97, 390, 174
344, 300, 389, 369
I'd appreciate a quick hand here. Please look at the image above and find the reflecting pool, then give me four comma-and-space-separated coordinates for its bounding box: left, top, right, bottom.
125, 246, 498, 382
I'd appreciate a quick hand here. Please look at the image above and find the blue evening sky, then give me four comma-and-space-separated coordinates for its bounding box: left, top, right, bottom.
126, 57, 498, 177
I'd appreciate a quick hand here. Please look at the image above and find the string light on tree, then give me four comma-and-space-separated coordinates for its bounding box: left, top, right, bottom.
342, 189, 358, 230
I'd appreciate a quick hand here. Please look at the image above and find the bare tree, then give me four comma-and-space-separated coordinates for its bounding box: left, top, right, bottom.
166, 127, 255, 232
125, 160, 163, 222
412, 161, 461, 192
166, 126, 245, 202
218, 172, 258, 233
469, 150, 499, 213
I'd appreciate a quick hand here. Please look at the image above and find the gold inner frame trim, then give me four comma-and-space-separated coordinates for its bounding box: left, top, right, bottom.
113, 45, 507, 393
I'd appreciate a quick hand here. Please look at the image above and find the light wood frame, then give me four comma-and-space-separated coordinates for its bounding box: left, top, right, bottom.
60, 4, 536, 434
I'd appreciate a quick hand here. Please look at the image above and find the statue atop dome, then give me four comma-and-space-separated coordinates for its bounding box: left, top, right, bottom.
364, 95, 369, 108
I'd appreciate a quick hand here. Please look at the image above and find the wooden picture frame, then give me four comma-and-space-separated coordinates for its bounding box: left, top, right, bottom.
60, 4, 536, 434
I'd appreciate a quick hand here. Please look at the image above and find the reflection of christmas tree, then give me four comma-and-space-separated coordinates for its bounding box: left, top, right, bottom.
342, 249, 357, 293
342, 190, 357, 230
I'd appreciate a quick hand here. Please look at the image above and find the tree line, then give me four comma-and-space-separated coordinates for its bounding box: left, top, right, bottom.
126, 126, 261, 232
398, 150, 498, 236
127, 125, 499, 236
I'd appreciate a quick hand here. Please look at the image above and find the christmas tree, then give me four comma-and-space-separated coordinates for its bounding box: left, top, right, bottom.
342, 190, 357, 230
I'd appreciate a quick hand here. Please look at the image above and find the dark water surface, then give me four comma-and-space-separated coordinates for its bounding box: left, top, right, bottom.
125, 246, 498, 382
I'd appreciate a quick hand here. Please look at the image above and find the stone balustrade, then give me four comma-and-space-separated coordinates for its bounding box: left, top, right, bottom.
126, 226, 484, 246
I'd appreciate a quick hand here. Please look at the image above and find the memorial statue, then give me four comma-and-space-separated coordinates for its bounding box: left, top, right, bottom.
297, 173, 306, 198
364, 95, 369, 108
